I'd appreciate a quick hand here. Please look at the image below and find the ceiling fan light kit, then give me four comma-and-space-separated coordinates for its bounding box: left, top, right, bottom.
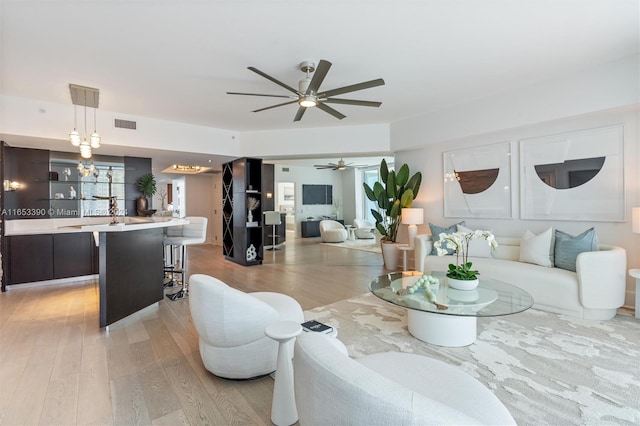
227, 59, 384, 121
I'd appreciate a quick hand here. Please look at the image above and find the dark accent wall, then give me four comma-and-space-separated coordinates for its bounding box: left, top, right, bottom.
124, 156, 152, 216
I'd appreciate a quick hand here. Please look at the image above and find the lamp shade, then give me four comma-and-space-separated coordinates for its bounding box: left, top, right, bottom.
401, 208, 424, 225
632, 207, 640, 234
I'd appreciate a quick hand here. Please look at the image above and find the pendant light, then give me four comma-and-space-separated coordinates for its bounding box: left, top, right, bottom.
69, 105, 80, 146
69, 84, 102, 157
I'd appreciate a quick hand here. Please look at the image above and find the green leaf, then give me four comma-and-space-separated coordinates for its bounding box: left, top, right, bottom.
380, 159, 389, 183
372, 182, 385, 204
363, 183, 376, 202
371, 210, 383, 223
389, 199, 401, 218
406, 172, 422, 200
386, 171, 397, 199
376, 222, 387, 236
395, 164, 409, 186
400, 188, 414, 208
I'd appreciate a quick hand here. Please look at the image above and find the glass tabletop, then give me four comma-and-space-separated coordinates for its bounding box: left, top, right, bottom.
369, 271, 534, 317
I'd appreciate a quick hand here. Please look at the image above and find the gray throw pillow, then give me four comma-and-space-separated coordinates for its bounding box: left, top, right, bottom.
554, 228, 599, 272
429, 221, 465, 255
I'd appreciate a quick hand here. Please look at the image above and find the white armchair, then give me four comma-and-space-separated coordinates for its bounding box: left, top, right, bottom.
319, 220, 348, 243
353, 219, 375, 239
189, 274, 304, 379
294, 332, 516, 425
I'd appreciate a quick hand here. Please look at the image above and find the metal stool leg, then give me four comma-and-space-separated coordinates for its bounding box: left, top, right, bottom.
167, 244, 188, 301
163, 243, 178, 288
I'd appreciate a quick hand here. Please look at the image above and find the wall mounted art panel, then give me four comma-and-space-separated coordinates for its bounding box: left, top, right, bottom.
443, 142, 513, 219
520, 125, 624, 221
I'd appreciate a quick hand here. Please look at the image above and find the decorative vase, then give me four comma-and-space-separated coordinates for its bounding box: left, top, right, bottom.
247, 210, 253, 223
136, 196, 148, 216
447, 276, 479, 291
380, 240, 400, 270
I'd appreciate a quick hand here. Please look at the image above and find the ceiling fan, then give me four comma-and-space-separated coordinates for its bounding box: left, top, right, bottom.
227, 59, 384, 122
314, 159, 366, 171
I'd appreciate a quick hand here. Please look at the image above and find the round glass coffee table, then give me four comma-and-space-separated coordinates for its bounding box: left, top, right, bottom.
369, 271, 534, 347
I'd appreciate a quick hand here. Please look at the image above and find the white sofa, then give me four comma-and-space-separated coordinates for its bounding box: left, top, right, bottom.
294, 332, 516, 425
319, 219, 348, 243
415, 235, 627, 320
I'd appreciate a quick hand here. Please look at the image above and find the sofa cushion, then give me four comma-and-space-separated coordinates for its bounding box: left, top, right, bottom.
429, 221, 465, 255
554, 228, 599, 272
519, 228, 554, 267
457, 224, 493, 258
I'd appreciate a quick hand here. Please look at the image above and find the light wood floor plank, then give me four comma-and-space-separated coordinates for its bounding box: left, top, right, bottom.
0, 235, 386, 425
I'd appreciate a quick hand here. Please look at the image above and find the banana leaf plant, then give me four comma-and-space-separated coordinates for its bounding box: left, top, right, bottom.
363, 159, 422, 242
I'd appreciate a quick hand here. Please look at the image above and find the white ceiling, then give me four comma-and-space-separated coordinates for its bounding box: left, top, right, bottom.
1, 0, 638, 173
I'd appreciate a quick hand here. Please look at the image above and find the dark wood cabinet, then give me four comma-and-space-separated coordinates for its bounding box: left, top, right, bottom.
3, 147, 50, 219
6, 232, 96, 285
53, 233, 95, 279
222, 157, 263, 266
7, 234, 54, 283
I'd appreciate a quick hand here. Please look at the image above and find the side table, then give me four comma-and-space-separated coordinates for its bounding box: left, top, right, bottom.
398, 245, 414, 271
264, 321, 303, 426
629, 269, 640, 319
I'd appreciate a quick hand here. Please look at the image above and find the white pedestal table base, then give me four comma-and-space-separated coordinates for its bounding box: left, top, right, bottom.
407, 309, 477, 347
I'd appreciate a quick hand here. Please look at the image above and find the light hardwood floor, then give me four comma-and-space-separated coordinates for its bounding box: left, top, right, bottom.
0, 234, 386, 425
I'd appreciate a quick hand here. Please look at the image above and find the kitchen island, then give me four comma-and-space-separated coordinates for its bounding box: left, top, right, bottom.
5, 217, 187, 327
82, 218, 187, 327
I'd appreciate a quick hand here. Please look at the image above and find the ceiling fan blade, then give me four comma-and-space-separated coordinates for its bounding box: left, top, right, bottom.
248, 66, 299, 95
306, 59, 332, 95
323, 98, 382, 107
316, 102, 346, 120
252, 100, 298, 113
319, 78, 385, 98
293, 106, 306, 121
227, 92, 293, 99
314, 165, 334, 169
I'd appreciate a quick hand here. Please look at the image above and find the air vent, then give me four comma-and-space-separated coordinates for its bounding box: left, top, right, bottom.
282, 167, 290, 172
114, 119, 137, 130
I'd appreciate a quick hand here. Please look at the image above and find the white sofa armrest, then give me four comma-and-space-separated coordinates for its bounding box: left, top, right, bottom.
414, 235, 433, 273
576, 245, 626, 310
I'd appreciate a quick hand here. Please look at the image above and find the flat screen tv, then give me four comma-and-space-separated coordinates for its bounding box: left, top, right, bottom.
302, 184, 333, 205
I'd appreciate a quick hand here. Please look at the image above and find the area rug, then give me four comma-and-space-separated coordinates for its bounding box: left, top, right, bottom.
320, 239, 381, 254
304, 293, 640, 426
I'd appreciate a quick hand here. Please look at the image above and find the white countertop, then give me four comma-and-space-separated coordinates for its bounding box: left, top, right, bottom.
5, 217, 187, 235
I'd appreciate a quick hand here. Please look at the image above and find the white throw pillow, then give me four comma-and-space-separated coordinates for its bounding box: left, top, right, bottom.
519, 228, 555, 267
456, 225, 493, 258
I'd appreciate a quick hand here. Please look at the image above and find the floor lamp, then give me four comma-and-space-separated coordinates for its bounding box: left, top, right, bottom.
402, 208, 424, 249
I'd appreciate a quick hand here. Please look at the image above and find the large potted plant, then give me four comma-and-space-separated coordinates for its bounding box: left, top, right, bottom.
136, 173, 157, 216
434, 230, 497, 290
363, 159, 422, 269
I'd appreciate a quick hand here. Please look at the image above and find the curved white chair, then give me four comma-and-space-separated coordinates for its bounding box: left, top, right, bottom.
319, 220, 348, 243
353, 219, 375, 239
163, 216, 208, 300
294, 332, 516, 425
189, 274, 304, 379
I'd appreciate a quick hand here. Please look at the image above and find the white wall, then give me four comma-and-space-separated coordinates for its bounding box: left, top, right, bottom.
394, 106, 640, 309
0, 94, 241, 156
240, 123, 390, 158
391, 54, 639, 152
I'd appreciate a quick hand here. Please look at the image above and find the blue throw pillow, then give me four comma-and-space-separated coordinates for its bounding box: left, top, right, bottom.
429, 221, 465, 255
554, 228, 599, 272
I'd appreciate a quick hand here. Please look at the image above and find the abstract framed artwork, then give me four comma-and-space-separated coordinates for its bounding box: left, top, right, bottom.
520, 125, 624, 221
443, 141, 513, 219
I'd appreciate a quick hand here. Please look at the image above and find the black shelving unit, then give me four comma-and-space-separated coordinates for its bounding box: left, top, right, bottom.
222, 157, 263, 266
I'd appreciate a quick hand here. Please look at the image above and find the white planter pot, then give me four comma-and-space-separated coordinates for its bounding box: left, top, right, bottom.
380, 241, 400, 270
447, 277, 479, 291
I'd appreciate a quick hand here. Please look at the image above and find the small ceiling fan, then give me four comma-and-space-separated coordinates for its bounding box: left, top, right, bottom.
314, 159, 366, 171
227, 59, 384, 122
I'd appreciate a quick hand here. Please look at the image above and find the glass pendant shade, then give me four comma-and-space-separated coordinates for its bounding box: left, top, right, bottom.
70, 130, 80, 146
90, 132, 101, 148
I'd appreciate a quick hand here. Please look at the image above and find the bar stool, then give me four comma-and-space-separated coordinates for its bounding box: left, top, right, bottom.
164, 216, 208, 301
264, 211, 282, 251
